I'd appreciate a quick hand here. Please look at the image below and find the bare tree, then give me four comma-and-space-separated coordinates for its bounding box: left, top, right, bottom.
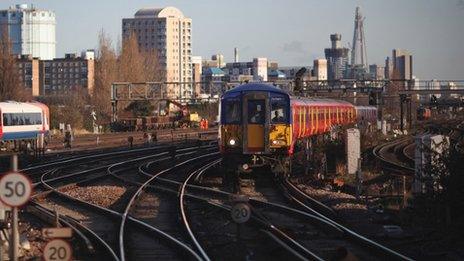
92, 30, 164, 121
118, 33, 146, 82
143, 48, 164, 82
0, 28, 29, 101
92, 30, 118, 118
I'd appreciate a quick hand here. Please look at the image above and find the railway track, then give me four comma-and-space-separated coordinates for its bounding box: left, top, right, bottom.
13, 135, 418, 260
149, 161, 412, 260
280, 178, 412, 260
23, 141, 214, 260
372, 137, 415, 175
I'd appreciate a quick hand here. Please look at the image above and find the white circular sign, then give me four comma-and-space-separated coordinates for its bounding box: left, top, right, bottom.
231, 203, 251, 224
43, 239, 72, 261
0, 172, 33, 207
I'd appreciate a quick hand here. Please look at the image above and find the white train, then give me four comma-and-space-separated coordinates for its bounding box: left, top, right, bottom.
0, 101, 50, 142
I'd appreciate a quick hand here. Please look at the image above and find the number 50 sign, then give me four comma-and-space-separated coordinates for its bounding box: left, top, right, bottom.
0, 172, 33, 207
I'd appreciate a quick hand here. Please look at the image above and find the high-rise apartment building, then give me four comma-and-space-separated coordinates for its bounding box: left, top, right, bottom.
122, 7, 192, 98
313, 59, 327, 81
0, 4, 56, 60
324, 34, 349, 81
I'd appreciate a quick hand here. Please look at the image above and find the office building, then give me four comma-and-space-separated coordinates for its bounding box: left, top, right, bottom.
191, 56, 202, 82
17, 55, 40, 96
16, 50, 95, 96
224, 57, 268, 82
324, 34, 349, 80
0, 4, 56, 60
391, 49, 413, 80
369, 64, 385, 80
253, 58, 268, 81
122, 7, 192, 98
191, 56, 202, 96
313, 59, 327, 81
384, 57, 393, 79
211, 54, 225, 68
202, 54, 225, 70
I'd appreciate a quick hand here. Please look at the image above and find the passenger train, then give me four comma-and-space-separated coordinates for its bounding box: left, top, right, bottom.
219, 83, 376, 175
0, 101, 50, 144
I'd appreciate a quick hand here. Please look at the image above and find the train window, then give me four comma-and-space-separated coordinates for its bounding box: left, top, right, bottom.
2, 113, 42, 126
248, 99, 265, 124
224, 99, 241, 124
2, 114, 9, 126
271, 98, 288, 124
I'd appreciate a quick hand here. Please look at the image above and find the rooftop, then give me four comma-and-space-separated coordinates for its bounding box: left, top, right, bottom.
205, 67, 225, 76
134, 7, 184, 19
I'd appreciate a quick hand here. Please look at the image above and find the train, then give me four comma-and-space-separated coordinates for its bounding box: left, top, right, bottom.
0, 101, 50, 148
218, 83, 376, 175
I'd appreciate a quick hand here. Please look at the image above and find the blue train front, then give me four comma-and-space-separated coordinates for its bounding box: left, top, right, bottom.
219, 83, 292, 172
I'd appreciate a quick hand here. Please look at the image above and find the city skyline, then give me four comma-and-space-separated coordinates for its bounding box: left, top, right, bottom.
1, 0, 463, 80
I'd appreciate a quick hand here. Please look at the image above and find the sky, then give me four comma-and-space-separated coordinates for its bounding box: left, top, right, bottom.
2, 0, 464, 79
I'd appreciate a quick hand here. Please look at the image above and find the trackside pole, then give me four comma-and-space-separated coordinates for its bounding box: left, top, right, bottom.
10, 154, 19, 261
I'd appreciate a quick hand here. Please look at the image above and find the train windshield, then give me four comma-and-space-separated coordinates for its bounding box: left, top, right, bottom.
223, 98, 241, 124
248, 100, 265, 124
271, 96, 288, 124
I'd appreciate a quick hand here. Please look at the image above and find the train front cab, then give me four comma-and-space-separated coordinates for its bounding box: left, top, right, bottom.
220, 88, 291, 171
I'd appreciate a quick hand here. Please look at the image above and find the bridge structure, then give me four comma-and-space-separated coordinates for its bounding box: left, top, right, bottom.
110, 80, 464, 129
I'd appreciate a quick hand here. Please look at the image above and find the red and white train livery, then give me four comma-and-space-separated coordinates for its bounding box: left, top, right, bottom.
0, 101, 50, 141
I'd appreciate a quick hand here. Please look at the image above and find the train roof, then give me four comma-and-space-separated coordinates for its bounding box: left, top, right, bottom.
0, 101, 45, 113
354, 106, 377, 109
290, 97, 354, 107
223, 83, 289, 97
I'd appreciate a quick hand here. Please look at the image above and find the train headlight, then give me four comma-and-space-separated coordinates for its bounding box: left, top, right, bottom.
228, 138, 237, 146
271, 139, 286, 146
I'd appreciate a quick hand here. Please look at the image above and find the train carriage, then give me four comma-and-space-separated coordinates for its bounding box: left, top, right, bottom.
219, 83, 365, 175
355, 106, 377, 124
0, 101, 50, 142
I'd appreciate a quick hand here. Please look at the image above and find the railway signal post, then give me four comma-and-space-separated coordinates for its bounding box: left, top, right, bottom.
0, 155, 33, 261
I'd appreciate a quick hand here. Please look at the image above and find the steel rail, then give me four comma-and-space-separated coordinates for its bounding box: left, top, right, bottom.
118, 152, 219, 261
179, 159, 220, 261
282, 178, 413, 261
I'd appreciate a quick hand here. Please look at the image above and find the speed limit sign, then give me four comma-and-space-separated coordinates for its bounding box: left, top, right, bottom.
231, 202, 251, 224
0, 172, 33, 207
43, 239, 72, 261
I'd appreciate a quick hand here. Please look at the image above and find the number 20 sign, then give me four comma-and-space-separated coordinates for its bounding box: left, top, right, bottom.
0, 172, 33, 207
43, 239, 72, 261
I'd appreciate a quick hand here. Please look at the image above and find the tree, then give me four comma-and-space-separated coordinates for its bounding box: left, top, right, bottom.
38, 87, 89, 129
92, 30, 118, 120
92, 30, 164, 123
0, 28, 29, 101
125, 101, 154, 117
118, 33, 147, 82
118, 33, 164, 83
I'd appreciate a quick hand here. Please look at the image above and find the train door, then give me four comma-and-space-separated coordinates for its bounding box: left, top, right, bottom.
243, 93, 269, 154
